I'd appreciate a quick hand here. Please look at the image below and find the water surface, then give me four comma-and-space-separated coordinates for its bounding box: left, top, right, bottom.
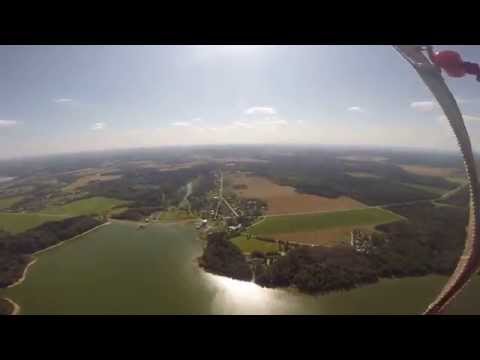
2, 221, 480, 315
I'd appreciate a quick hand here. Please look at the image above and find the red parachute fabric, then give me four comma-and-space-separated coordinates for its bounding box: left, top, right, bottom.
432, 51, 466, 77
430, 50, 480, 80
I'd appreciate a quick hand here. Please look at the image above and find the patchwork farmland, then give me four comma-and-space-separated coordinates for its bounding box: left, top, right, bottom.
227, 172, 367, 215
243, 208, 404, 248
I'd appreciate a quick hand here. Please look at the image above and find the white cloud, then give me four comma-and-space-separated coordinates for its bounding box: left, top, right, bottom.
410, 101, 437, 112
191, 118, 202, 123
232, 121, 254, 129
53, 98, 73, 103
244, 106, 277, 116
0, 120, 18, 128
347, 106, 365, 113
171, 121, 192, 127
258, 119, 288, 126
91, 122, 106, 131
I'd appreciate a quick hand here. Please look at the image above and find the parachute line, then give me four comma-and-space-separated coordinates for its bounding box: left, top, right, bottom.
394, 45, 480, 315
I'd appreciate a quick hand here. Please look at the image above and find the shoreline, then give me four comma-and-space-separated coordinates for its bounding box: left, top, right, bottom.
5, 221, 112, 291
6, 258, 38, 289
111, 218, 198, 226
2, 297, 20, 315
33, 221, 111, 256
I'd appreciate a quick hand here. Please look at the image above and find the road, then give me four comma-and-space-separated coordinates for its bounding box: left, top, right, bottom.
214, 171, 223, 218
214, 170, 239, 218
223, 197, 239, 217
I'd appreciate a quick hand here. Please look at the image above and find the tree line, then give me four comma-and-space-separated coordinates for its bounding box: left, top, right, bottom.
0, 216, 103, 288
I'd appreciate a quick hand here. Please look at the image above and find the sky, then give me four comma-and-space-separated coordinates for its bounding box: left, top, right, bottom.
1, 45, 480, 159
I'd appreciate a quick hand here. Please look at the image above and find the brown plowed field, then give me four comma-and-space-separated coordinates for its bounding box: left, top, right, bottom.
228, 172, 367, 215
399, 164, 461, 177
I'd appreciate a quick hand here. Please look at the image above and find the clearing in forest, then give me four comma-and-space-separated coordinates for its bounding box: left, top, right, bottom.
41, 197, 129, 216
63, 173, 123, 192
0, 212, 69, 234
228, 172, 366, 215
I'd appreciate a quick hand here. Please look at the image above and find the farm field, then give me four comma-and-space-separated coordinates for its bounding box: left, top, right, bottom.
41, 196, 129, 216
447, 176, 467, 185
0, 212, 69, 234
338, 155, 388, 162
400, 183, 446, 196
271, 226, 375, 247
398, 164, 461, 177
231, 235, 279, 253
61, 167, 117, 176
62, 173, 123, 192
249, 208, 404, 238
0, 196, 23, 210
128, 160, 207, 171
110, 207, 129, 216
228, 172, 367, 215
346, 172, 381, 179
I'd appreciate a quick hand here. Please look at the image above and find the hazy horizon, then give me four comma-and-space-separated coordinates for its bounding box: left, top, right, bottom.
0, 142, 465, 164
2, 45, 480, 159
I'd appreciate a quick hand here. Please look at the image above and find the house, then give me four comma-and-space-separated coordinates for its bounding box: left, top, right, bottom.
228, 224, 242, 232
350, 229, 372, 253
196, 219, 208, 229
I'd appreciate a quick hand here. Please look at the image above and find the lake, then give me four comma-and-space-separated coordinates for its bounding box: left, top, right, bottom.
2, 221, 480, 315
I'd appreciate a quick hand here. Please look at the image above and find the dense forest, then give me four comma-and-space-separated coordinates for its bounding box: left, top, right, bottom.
240, 154, 457, 205
84, 164, 217, 208
111, 206, 165, 221
255, 246, 378, 293
200, 201, 469, 295
373, 203, 467, 276
0, 216, 103, 288
199, 232, 252, 281
252, 202, 468, 294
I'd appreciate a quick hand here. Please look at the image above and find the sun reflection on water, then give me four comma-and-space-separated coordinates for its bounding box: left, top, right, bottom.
203, 272, 299, 315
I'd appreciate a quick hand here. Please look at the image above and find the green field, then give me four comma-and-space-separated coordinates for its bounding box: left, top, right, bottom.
41, 197, 129, 216
250, 208, 404, 235
400, 183, 446, 196
0, 196, 23, 210
0, 212, 69, 234
231, 235, 279, 253
346, 172, 381, 179
109, 207, 129, 216
447, 176, 467, 185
